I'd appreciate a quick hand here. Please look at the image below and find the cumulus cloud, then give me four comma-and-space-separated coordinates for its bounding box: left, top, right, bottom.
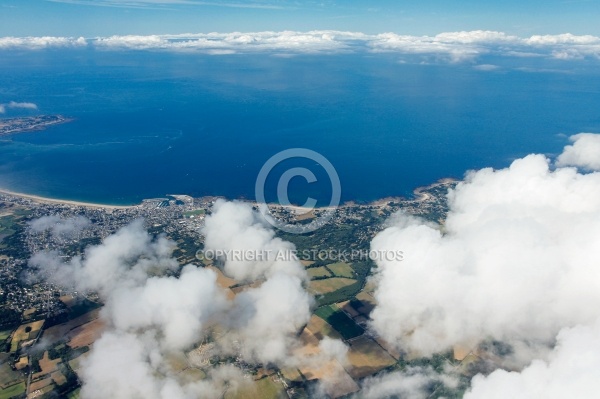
556, 133, 600, 170
359, 367, 458, 399
28, 215, 91, 238
366, 132, 600, 395
27, 219, 240, 397
0, 101, 38, 114
28, 219, 179, 295
80, 332, 248, 399
465, 320, 600, 399
202, 200, 313, 364
370, 146, 600, 355
202, 199, 306, 281
2, 30, 599, 60
27, 201, 325, 396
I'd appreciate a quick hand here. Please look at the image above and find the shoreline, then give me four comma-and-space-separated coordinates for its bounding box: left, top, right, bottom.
0, 188, 136, 210
0, 177, 458, 211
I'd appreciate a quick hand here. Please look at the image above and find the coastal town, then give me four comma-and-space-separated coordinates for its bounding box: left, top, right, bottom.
0, 116, 72, 137
0, 181, 459, 399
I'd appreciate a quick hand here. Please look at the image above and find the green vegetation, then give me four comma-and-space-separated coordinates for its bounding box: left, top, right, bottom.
184, 209, 205, 218
0, 362, 22, 390
0, 309, 20, 331
0, 215, 18, 237
0, 382, 25, 399
310, 278, 357, 294
64, 237, 101, 256
66, 388, 81, 399
167, 230, 202, 265
327, 262, 355, 278
396, 351, 456, 374
0, 329, 13, 342
68, 299, 101, 319
316, 260, 375, 306
49, 343, 89, 362
226, 376, 285, 399
306, 267, 331, 279
314, 305, 364, 340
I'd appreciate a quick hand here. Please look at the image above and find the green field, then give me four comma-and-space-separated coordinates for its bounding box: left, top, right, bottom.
0, 216, 17, 248
314, 305, 364, 341
0, 363, 22, 390
327, 262, 355, 278
225, 376, 285, 399
0, 382, 25, 399
184, 209, 205, 218
0, 330, 13, 342
307, 267, 332, 279
309, 277, 357, 294
66, 388, 81, 399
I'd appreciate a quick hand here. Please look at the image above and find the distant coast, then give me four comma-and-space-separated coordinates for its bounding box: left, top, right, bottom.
0, 178, 458, 212
0, 188, 135, 210
0, 115, 73, 137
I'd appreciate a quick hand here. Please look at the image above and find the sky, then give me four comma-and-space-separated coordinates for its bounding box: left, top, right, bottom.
1, 0, 600, 37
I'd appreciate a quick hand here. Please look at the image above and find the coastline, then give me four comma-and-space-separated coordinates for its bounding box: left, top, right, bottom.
0, 188, 136, 210
0, 177, 458, 212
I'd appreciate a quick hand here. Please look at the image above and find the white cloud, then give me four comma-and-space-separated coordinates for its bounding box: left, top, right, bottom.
473, 64, 500, 71
27, 202, 324, 395
359, 367, 458, 399
202, 200, 313, 364
556, 133, 600, 170
202, 199, 307, 281
0, 36, 86, 50
369, 34, 478, 62
0, 101, 38, 114
465, 320, 600, 399
369, 134, 600, 357
28, 215, 91, 238
94, 31, 364, 54
2, 30, 600, 60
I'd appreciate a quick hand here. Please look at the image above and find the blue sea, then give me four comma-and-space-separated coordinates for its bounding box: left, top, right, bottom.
1, 50, 600, 206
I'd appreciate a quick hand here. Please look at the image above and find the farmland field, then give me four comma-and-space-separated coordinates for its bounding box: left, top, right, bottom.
0, 382, 25, 399
10, 320, 44, 352
327, 262, 355, 278
304, 315, 342, 341
225, 376, 286, 399
307, 267, 331, 279
346, 336, 397, 379
67, 318, 105, 348
0, 362, 21, 389
309, 278, 357, 295
0, 330, 12, 342
314, 305, 364, 340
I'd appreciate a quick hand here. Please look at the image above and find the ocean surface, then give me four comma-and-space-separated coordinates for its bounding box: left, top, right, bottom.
1, 50, 600, 206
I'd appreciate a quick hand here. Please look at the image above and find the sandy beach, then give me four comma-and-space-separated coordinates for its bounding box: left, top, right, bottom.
0, 188, 137, 210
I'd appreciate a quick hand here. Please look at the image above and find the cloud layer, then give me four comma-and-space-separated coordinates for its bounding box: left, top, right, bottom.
1, 30, 599, 60
366, 133, 600, 396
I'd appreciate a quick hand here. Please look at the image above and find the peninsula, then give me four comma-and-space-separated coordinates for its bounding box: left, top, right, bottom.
0, 115, 72, 137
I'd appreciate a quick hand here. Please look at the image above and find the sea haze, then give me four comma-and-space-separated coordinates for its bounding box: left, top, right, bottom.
0, 50, 599, 205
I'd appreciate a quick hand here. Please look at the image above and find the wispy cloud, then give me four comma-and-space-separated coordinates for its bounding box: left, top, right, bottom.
1, 30, 600, 62
0, 101, 38, 114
